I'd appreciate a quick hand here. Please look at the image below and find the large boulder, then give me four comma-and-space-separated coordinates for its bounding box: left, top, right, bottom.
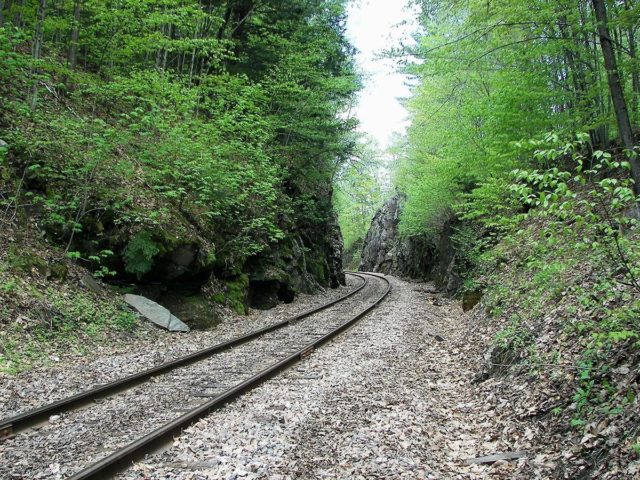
124, 294, 190, 332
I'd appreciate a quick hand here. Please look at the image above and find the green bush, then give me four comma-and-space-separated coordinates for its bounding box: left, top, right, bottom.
123, 231, 161, 279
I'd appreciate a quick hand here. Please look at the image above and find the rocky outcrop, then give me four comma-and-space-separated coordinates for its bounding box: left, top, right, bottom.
325, 211, 346, 288
246, 212, 346, 309
359, 194, 462, 294
359, 194, 403, 274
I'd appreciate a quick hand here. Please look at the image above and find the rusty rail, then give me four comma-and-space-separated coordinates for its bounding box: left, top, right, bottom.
68, 272, 390, 480
0, 273, 368, 437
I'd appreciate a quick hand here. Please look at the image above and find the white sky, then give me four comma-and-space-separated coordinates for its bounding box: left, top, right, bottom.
345, 0, 419, 149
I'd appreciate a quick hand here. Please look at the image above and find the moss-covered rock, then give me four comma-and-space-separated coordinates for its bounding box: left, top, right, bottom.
7, 246, 49, 276
211, 274, 249, 315
159, 293, 221, 330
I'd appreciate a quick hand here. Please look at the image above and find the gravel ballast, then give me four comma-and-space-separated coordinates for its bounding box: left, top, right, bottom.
2, 274, 563, 479
0, 274, 391, 479
0, 276, 362, 420
119, 276, 525, 479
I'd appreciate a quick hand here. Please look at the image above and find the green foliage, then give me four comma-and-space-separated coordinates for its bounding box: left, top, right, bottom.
334, 138, 386, 249
0, 0, 358, 278
123, 231, 161, 279
511, 137, 640, 291
471, 137, 640, 430
394, 0, 640, 239
0, 269, 138, 374
47, 288, 137, 335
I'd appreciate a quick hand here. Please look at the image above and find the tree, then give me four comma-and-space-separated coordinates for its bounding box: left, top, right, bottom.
592, 0, 640, 195
68, 0, 82, 69
29, 0, 45, 110
0, 0, 358, 279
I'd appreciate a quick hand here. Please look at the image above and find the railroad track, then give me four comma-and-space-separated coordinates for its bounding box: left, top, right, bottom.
0, 271, 390, 480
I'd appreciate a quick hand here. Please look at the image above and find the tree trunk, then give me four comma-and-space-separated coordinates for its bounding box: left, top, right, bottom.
68, 0, 82, 69
155, 23, 165, 69
0, 1, 5, 26
13, 0, 23, 27
29, 0, 46, 111
592, 0, 640, 194
624, 0, 639, 126
4, 0, 12, 24
161, 23, 172, 70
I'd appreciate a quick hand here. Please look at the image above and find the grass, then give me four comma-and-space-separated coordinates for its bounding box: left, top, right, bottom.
0, 257, 139, 374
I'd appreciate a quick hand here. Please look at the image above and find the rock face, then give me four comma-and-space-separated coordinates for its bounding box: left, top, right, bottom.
359, 194, 403, 274
326, 211, 347, 288
124, 294, 190, 332
246, 213, 346, 310
359, 194, 462, 294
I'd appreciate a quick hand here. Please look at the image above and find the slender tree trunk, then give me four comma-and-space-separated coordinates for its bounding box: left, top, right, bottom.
189, 46, 196, 86
155, 24, 164, 69
13, 0, 23, 27
624, 0, 639, 126
592, 0, 640, 194
68, 0, 82, 69
631, 36, 640, 126
188, 18, 201, 87
558, 15, 594, 140
217, 2, 232, 39
4, 0, 11, 22
29, 0, 46, 111
161, 23, 172, 70
0, 1, 5, 26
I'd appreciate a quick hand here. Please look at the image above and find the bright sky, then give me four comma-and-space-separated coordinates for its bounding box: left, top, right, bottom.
345, 0, 419, 149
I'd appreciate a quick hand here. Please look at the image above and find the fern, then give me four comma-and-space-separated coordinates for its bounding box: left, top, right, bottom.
123, 231, 160, 279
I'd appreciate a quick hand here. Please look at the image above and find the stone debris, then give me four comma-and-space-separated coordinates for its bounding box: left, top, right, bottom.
0, 275, 577, 479
124, 294, 190, 332
0, 278, 359, 422
464, 451, 528, 465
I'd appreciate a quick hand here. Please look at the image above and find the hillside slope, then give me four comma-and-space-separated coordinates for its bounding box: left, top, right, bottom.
1, 0, 356, 370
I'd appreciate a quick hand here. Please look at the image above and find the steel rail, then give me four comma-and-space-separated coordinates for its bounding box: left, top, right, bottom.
67, 272, 390, 480
0, 273, 368, 438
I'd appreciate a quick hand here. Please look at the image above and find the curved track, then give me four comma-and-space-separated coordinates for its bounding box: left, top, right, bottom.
0, 272, 390, 480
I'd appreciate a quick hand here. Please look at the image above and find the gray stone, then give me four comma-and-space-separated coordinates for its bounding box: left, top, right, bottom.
0, 139, 8, 149
325, 210, 346, 288
80, 274, 104, 294
359, 194, 434, 279
124, 294, 190, 332
358, 194, 462, 295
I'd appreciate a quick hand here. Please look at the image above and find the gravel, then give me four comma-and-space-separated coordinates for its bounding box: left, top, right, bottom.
118, 276, 518, 480
1, 274, 538, 480
0, 274, 390, 479
0, 276, 361, 420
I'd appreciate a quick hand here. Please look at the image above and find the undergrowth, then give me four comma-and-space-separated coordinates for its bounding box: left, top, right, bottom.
0, 243, 139, 374
459, 135, 640, 448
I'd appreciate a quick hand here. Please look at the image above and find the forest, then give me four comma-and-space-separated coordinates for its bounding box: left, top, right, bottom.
1, 0, 640, 476
348, 0, 640, 474
0, 0, 360, 335
389, 0, 640, 370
